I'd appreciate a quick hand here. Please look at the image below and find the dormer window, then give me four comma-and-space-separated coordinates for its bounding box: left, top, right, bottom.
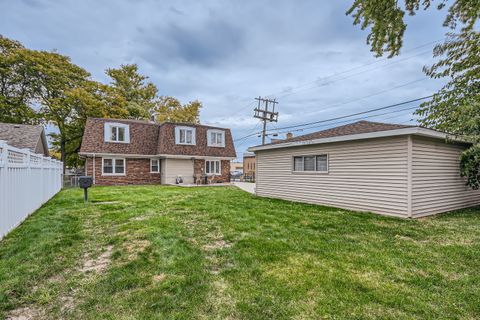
207, 129, 225, 147
175, 126, 196, 145
104, 123, 130, 143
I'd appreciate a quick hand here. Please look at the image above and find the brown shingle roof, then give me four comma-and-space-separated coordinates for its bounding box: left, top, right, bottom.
80, 118, 236, 158
0, 123, 48, 156
263, 121, 415, 146
80, 118, 160, 155
156, 122, 236, 157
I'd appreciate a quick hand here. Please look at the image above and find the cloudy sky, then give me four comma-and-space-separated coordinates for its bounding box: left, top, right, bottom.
1, 0, 448, 157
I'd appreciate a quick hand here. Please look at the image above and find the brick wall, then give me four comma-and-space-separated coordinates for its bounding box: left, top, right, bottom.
243, 156, 256, 179
85, 157, 162, 186
193, 159, 230, 183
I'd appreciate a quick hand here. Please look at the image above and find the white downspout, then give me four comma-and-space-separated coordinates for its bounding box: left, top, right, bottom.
93, 154, 96, 185
407, 135, 413, 218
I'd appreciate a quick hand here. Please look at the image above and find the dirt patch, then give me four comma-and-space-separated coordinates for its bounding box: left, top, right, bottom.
47, 273, 65, 283
60, 295, 75, 313
153, 273, 166, 282
203, 239, 232, 251
80, 245, 113, 273
123, 239, 151, 260
6, 306, 44, 320
130, 216, 150, 221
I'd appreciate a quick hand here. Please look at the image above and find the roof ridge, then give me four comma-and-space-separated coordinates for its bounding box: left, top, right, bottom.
88, 117, 158, 125
87, 117, 232, 130
355, 120, 417, 127
260, 120, 418, 147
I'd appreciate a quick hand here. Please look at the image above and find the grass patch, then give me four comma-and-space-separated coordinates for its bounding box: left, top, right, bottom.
0, 185, 479, 319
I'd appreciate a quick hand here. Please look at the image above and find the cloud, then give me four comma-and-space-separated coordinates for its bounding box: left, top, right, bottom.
135, 17, 245, 68
0, 0, 448, 157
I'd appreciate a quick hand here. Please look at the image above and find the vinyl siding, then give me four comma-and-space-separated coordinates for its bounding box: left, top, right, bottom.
255, 136, 409, 217
162, 158, 194, 184
411, 136, 480, 217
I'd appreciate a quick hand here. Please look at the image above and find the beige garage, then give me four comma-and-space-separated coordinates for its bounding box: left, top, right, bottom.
248, 121, 480, 218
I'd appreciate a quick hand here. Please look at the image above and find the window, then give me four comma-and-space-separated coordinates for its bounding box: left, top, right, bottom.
316, 155, 328, 172
104, 123, 130, 143
175, 126, 196, 145
205, 160, 221, 175
293, 155, 328, 172
303, 156, 315, 171
207, 129, 225, 147
102, 158, 125, 175
150, 159, 160, 173
294, 157, 303, 171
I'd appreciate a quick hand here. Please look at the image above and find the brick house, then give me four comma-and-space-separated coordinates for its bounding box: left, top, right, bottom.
79, 118, 236, 185
242, 153, 256, 181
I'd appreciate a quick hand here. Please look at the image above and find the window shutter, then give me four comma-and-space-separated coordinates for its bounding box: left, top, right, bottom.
175, 127, 180, 144
207, 131, 212, 146
191, 128, 196, 145
124, 125, 130, 143
104, 123, 110, 141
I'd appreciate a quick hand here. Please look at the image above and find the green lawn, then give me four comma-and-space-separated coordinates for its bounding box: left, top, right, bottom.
0, 186, 479, 319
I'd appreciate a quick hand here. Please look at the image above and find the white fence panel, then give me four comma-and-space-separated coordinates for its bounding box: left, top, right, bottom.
0, 140, 63, 239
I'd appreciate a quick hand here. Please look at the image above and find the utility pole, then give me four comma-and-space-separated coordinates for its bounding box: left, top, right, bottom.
253, 96, 279, 145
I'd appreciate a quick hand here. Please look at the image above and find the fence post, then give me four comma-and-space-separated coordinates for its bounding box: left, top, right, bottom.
0, 141, 6, 222
22, 149, 32, 214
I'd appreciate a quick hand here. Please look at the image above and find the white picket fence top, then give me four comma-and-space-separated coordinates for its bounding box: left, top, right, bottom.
0, 141, 62, 169
0, 140, 63, 239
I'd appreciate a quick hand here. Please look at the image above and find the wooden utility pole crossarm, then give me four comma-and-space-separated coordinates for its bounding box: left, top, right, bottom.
253, 96, 279, 145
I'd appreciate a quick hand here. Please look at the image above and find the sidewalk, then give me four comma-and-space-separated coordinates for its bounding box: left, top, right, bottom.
233, 182, 255, 194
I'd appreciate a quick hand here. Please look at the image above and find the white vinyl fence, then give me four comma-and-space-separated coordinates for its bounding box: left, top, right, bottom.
0, 140, 63, 239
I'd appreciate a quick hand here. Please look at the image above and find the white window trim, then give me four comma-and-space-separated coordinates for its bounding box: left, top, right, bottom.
102, 157, 126, 176
104, 123, 130, 143
150, 158, 160, 173
292, 154, 329, 174
205, 159, 221, 176
207, 129, 225, 147
175, 126, 196, 145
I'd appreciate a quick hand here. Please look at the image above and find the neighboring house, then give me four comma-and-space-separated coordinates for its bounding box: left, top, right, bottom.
79, 118, 236, 185
243, 153, 256, 181
231, 161, 243, 173
248, 121, 480, 218
0, 122, 49, 156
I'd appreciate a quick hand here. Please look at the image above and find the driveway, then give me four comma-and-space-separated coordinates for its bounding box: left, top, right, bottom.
233, 182, 255, 194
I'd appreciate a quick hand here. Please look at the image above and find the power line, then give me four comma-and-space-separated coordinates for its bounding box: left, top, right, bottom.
272, 48, 434, 99
233, 78, 430, 141
233, 106, 419, 149
281, 77, 428, 120
267, 105, 419, 136
234, 121, 263, 147
233, 95, 432, 141
266, 95, 433, 132
230, 39, 441, 118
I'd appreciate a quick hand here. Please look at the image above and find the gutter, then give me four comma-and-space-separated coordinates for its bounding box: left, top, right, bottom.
78, 152, 236, 161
